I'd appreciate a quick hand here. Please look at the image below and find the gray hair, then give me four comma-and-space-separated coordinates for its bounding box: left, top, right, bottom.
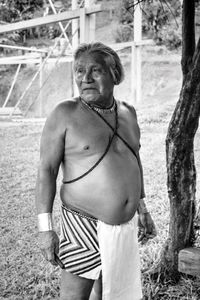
73, 42, 124, 85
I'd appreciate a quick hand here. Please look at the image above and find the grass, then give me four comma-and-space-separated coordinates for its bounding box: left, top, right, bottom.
1, 48, 200, 299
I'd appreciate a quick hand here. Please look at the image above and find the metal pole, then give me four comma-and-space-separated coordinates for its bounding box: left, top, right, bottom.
39, 54, 43, 117
48, 0, 72, 50
10, 24, 70, 117
0, 44, 47, 53
2, 64, 21, 108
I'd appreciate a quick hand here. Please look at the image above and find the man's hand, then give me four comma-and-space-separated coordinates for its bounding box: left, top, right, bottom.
138, 212, 157, 243
38, 230, 60, 266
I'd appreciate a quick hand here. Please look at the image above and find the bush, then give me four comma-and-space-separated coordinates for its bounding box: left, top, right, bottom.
113, 24, 133, 43
155, 22, 182, 50
112, 0, 182, 47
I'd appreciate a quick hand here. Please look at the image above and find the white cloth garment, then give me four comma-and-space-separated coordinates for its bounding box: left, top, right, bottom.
59, 205, 142, 299
97, 215, 142, 300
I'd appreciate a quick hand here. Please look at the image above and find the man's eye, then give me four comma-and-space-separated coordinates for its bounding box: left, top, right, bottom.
75, 67, 85, 74
76, 69, 84, 74
92, 68, 102, 75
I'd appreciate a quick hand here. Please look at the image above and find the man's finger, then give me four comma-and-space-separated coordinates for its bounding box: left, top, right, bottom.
146, 226, 157, 236
46, 250, 56, 262
138, 231, 145, 242
49, 258, 58, 266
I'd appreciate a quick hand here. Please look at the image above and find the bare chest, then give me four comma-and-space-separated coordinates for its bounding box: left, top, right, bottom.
64, 115, 139, 158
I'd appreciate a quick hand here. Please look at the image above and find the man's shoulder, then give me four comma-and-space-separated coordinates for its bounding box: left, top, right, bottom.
44, 98, 80, 131
53, 97, 80, 114
48, 97, 80, 120
117, 100, 137, 118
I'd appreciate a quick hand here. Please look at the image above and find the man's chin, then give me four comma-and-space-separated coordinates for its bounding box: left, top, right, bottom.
80, 93, 100, 103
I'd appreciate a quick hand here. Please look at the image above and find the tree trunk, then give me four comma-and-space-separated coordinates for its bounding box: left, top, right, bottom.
181, 0, 195, 80
158, 0, 200, 279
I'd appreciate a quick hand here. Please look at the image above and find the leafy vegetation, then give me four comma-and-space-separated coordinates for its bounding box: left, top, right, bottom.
0, 0, 183, 48
0, 0, 42, 23
0, 0, 44, 43
111, 0, 182, 49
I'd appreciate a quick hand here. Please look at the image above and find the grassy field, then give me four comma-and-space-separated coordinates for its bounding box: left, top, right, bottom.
1, 48, 200, 299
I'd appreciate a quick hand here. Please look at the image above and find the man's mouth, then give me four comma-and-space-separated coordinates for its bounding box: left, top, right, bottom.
83, 87, 96, 91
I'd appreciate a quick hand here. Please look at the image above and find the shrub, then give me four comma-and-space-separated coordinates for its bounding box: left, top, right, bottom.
155, 22, 182, 50
113, 24, 133, 43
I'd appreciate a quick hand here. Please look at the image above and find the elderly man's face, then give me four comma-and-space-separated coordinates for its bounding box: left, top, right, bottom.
74, 52, 114, 105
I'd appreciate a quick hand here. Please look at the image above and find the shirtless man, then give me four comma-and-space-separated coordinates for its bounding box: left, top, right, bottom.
35, 42, 156, 300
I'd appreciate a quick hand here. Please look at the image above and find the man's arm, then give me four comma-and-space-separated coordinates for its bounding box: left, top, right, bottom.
35, 104, 66, 265
124, 102, 156, 241
137, 152, 157, 242
130, 104, 156, 241
136, 149, 145, 200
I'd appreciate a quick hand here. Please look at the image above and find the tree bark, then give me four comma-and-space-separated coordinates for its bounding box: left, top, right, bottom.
159, 0, 200, 279
181, 0, 195, 80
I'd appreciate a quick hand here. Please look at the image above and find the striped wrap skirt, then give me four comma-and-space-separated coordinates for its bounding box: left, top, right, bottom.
59, 204, 142, 300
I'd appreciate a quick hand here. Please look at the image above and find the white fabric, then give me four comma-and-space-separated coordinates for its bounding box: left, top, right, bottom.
97, 215, 142, 300
79, 265, 101, 280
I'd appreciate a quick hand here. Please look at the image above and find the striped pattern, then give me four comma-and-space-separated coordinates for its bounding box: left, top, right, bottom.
59, 206, 101, 276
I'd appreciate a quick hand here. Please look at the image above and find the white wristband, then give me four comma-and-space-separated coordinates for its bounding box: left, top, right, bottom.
37, 213, 53, 232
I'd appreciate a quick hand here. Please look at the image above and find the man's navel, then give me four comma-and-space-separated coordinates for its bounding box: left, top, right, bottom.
83, 145, 90, 150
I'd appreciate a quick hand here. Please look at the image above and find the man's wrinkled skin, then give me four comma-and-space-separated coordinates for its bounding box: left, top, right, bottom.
36, 44, 156, 300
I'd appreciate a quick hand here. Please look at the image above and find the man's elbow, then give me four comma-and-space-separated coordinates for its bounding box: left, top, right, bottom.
37, 163, 59, 181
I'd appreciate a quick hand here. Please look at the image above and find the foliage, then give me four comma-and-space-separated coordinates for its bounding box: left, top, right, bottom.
155, 19, 182, 50
0, 0, 74, 43
113, 24, 134, 43
0, 0, 43, 22
113, 0, 182, 49
115, 0, 134, 25
142, 0, 181, 35
0, 0, 44, 43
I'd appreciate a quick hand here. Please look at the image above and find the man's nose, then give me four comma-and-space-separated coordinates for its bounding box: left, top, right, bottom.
82, 70, 93, 82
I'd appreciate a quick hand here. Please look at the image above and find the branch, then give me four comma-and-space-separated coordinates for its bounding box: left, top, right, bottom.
162, 0, 179, 27
126, 0, 179, 28
125, 0, 144, 11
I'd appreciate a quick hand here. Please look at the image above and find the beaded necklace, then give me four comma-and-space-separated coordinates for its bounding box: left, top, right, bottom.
80, 97, 116, 114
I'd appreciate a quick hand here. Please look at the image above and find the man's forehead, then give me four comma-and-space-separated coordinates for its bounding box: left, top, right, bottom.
75, 52, 106, 66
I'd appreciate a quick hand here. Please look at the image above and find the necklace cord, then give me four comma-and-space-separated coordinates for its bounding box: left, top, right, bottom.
63, 102, 118, 184
85, 99, 137, 158
63, 98, 138, 184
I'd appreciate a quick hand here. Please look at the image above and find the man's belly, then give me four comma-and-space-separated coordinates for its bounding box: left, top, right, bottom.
60, 152, 141, 225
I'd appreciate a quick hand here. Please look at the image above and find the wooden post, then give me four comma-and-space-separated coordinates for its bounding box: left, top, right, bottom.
80, 0, 96, 43
0, 6, 101, 34
72, 0, 79, 97
133, 2, 142, 103
85, 0, 96, 42
131, 43, 136, 103
80, 8, 89, 43
178, 247, 200, 276
72, 0, 79, 49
